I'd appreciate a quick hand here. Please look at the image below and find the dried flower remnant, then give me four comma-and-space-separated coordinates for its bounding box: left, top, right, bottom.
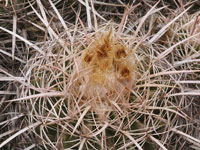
71, 29, 137, 103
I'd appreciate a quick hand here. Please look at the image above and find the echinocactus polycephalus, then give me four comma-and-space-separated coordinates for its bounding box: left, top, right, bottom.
20, 24, 192, 149
1, 1, 200, 150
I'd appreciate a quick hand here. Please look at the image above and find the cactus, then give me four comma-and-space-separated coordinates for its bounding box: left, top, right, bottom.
1, 1, 200, 150
21, 19, 197, 149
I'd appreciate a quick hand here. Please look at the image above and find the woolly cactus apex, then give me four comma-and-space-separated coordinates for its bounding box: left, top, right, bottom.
69, 29, 138, 118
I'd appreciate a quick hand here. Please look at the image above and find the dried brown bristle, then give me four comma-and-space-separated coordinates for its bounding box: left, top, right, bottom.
97, 44, 108, 58
84, 53, 93, 63
121, 67, 130, 78
115, 47, 127, 59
